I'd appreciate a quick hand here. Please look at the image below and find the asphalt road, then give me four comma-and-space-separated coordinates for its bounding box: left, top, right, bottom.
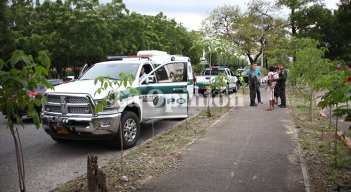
0, 93, 239, 192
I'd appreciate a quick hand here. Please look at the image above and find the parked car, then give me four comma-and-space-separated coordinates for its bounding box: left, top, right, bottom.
236, 68, 245, 75
2, 79, 64, 119
196, 66, 239, 95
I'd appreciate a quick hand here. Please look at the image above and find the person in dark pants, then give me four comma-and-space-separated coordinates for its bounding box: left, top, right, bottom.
245, 63, 262, 104
248, 65, 258, 106
276, 64, 287, 108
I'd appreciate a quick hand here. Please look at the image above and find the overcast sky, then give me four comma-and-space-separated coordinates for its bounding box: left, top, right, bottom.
103, 0, 339, 31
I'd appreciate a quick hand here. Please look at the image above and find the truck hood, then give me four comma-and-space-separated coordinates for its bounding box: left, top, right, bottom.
45, 80, 128, 100
196, 75, 216, 85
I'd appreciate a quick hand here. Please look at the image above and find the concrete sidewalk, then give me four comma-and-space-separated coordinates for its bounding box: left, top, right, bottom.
142, 93, 305, 192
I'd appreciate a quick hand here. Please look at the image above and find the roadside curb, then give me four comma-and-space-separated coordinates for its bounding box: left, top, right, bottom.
288, 103, 311, 192
297, 135, 311, 192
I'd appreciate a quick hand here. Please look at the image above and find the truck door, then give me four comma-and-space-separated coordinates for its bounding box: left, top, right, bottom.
139, 62, 188, 119
226, 68, 236, 89
187, 62, 194, 100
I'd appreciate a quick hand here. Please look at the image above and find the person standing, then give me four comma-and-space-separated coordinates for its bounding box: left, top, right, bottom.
245, 63, 262, 104
276, 64, 287, 108
248, 65, 258, 106
274, 66, 280, 107
266, 66, 278, 110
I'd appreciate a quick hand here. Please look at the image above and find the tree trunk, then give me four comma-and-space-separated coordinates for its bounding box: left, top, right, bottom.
334, 116, 339, 166
309, 89, 314, 121
246, 53, 254, 64
329, 107, 332, 148
9, 123, 26, 192
291, 8, 297, 36
87, 155, 108, 192
87, 156, 98, 192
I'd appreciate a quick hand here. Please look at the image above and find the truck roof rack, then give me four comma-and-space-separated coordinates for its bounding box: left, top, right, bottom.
107, 50, 190, 65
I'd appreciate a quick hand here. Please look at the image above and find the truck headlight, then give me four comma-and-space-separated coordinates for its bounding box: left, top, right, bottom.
95, 99, 120, 110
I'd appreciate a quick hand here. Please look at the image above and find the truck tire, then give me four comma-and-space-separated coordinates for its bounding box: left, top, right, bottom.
116, 111, 140, 149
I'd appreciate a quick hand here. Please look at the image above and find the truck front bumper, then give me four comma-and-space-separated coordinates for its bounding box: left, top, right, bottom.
41, 113, 121, 140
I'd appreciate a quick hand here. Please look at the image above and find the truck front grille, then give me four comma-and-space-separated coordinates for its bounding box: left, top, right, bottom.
45, 106, 61, 113
67, 97, 89, 103
68, 107, 92, 114
44, 94, 93, 115
48, 95, 61, 103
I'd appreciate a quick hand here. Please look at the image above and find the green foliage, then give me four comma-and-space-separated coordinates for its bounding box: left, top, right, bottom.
0, 50, 53, 128
290, 38, 333, 90
192, 64, 206, 75
203, 3, 288, 65
2, 0, 199, 78
290, 38, 334, 120
333, 0, 351, 61
211, 72, 229, 92
278, 0, 351, 61
318, 68, 351, 129
94, 73, 140, 113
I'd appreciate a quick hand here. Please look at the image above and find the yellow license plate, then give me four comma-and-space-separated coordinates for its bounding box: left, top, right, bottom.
57, 127, 68, 135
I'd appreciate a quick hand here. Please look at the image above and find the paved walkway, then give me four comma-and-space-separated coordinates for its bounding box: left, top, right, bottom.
142, 92, 305, 192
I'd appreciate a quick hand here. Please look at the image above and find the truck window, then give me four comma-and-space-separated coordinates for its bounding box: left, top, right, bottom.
226, 69, 234, 76
203, 69, 224, 75
79, 63, 139, 80
154, 62, 187, 83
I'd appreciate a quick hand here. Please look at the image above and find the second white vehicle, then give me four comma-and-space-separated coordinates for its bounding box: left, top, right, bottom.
196, 66, 238, 95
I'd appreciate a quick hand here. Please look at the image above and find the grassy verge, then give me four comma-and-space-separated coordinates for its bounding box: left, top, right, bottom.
54, 107, 231, 192
289, 91, 351, 191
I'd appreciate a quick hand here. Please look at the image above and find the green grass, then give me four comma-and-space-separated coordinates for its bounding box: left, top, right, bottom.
289, 90, 351, 191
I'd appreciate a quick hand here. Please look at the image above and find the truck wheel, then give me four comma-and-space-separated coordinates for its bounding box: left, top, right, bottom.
116, 111, 140, 149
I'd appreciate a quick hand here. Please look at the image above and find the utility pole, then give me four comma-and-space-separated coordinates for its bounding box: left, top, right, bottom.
261, 13, 264, 68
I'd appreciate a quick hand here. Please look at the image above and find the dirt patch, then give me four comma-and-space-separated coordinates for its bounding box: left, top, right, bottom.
289, 92, 351, 192
53, 107, 231, 192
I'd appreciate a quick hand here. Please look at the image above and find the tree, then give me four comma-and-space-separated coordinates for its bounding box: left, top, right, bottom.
0, 50, 52, 192
8, 0, 35, 53
333, 0, 351, 61
31, 0, 72, 78
67, 0, 113, 66
4, 0, 199, 79
276, 0, 316, 36
289, 38, 334, 121
188, 31, 204, 66
202, 1, 286, 65
0, 0, 15, 60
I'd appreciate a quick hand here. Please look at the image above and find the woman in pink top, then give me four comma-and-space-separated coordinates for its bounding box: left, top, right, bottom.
266, 66, 278, 110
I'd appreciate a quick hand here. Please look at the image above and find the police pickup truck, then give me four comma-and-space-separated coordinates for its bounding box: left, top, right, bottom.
41, 50, 194, 149
196, 66, 238, 95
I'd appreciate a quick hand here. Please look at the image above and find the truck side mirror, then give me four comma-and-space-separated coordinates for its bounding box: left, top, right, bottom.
147, 75, 156, 83
141, 75, 155, 84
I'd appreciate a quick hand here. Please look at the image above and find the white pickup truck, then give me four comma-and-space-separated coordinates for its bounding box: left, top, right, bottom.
41, 51, 194, 148
196, 66, 238, 95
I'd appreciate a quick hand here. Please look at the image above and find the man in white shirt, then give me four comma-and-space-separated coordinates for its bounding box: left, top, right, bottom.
139, 66, 149, 84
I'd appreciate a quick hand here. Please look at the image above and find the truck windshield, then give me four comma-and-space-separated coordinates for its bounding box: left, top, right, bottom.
203, 69, 225, 76
79, 63, 140, 80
